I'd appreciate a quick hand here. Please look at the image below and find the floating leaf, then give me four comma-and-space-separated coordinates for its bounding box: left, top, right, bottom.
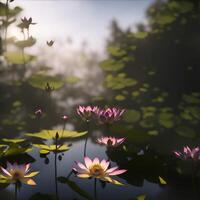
100, 59, 124, 72
129, 194, 146, 200
58, 177, 94, 200
134, 32, 148, 39
107, 46, 126, 57
3, 52, 35, 64
147, 130, 159, 136
66, 76, 81, 84
105, 73, 137, 90
175, 126, 196, 138
159, 112, 175, 128
28, 74, 64, 90
15, 37, 36, 48
115, 95, 126, 101
123, 109, 141, 123
159, 176, 167, 185
2, 138, 25, 143
26, 130, 87, 140
33, 144, 69, 154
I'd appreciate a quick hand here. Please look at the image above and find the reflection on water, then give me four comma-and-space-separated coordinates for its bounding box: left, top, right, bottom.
1, 0, 200, 199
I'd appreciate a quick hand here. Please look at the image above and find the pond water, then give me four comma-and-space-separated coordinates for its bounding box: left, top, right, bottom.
1, 0, 200, 199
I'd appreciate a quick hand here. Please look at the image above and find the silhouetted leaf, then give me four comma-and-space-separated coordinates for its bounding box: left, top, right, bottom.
58, 177, 94, 200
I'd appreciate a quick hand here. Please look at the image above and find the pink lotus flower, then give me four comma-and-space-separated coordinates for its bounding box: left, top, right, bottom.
73, 157, 127, 185
0, 162, 39, 185
77, 106, 98, 122
96, 137, 125, 147
96, 108, 125, 124
174, 146, 200, 160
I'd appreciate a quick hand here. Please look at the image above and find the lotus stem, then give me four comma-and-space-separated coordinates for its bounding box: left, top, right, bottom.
84, 121, 89, 157
94, 178, 97, 200
14, 182, 18, 200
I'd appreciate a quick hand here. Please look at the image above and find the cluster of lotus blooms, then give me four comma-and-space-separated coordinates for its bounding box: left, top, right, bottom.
0, 106, 127, 190
0, 106, 198, 191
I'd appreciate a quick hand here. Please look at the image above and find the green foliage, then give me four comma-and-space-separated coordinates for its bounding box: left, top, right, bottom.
0, 3, 22, 17
100, 59, 125, 72
159, 176, 167, 185
158, 112, 175, 128
28, 74, 64, 90
115, 95, 126, 101
15, 37, 36, 48
26, 130, 87, 140
147, 130, 159, 136
129, 194, 146, 200
168, 1, 193, 13
134, 32, 148, 39
175, 126, 196, 138
3, 52, 35, 64
105, 73, 137, 90
107, 45, 126, 57
2, 138, 25, 143
66, 76, 81, 84
153, 15, 175, 25
33, 144, 69, 154
123, 109, 141, 123
58, 177, 94, 200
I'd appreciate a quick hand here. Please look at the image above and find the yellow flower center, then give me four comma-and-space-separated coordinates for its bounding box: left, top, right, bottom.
89, 164, 104, 177
11, 170, 24, 181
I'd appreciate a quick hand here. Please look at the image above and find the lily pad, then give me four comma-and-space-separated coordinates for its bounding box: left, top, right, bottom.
26, 130, 87, 140
28, 74, 64, 90
123, 109, 141, 123
33, 144, 69, 154
3, 52, 35, 64
175, 126, 196, 138
15, 37, 36, 48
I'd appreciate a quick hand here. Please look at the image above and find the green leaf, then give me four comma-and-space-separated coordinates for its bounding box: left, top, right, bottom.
3, 52, 35, 64
15, 37, 36, 48
28, 74, 64, 90
26, 130, 87, 140
33, 144, 70, 154
147, 130, 159, 136
107, 46, 126, 57
2, 138, 25, 143
105, 74, 137, 90
58, 177, 94, 200
123, 109, 141, 123
115, 95, 126, 101
159, 112, 175, 128
66, 76, 81, 84
129, 194, 146, 200
159, 176, 167, 185
134, 32, 148, 39
100, 59, 124, 72
175, 126, 196, 138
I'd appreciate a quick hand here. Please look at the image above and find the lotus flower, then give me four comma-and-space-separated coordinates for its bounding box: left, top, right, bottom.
96, 137, 125, 147
73, 157, 127, 185
0, 162, 39, 185
174, 146, 200, 160
77, 106, 98, 122
96, 108, 125, 124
